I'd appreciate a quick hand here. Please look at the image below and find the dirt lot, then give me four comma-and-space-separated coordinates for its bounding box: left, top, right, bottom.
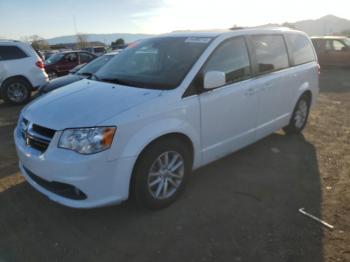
0, 68, 349, 262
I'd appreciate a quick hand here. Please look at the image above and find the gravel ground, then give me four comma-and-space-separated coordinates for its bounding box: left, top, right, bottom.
0, 68, 349, 262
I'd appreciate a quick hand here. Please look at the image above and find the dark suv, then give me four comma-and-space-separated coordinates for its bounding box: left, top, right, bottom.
311, 36, 350, 67
44, 51, 95, 79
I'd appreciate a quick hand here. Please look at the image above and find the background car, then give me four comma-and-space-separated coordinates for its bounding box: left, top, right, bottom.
311, 36, 350, 66
82, 46, 107, 56
44, 50, 96, 79
0, 40, 48, 104
37, 51, 119, 96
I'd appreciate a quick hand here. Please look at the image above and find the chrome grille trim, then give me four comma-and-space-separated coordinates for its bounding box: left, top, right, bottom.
20, 118, 56, 153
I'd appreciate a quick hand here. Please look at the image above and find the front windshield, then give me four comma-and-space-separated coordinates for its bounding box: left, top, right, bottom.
96, 36, 213, 89
77, 54, 115, 75
45, 53, 64, 64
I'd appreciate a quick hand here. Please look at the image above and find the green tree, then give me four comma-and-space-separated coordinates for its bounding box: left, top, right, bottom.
115, 38, 125, 46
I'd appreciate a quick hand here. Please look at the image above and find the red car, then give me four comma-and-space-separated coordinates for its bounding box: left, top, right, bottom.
311, 36, 350, 67
44, 51, 96, 79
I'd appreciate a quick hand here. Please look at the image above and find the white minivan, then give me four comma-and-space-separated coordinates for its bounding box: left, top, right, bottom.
15, 28, 319, 209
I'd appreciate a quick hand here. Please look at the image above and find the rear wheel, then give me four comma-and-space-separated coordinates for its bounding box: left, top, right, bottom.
1, 78, 31, 104
132, 139, 192, 210
283, 94, 311, 134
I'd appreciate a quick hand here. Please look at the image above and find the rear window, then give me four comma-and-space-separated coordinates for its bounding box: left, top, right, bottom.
251, 35, 289, 74
287, 34, 316, 65
0, 45, 28, 61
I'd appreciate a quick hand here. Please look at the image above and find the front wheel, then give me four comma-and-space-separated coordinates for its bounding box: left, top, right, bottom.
283, 94, 311, 134
1, 78, 31, 104
132, 139, 192, 210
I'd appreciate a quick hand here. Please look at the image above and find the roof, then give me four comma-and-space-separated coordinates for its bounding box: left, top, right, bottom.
311, 36, 349, 40
160, 27, 300, 38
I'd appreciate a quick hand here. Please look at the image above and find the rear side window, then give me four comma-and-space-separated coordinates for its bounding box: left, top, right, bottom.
202, 37, 251, 85
0, 45, 28, 61
287, 34, 316, 65
79, 52, 94, 63
251, 35, 289, 74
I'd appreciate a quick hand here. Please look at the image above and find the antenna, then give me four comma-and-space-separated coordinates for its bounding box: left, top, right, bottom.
73, 15, 78, 34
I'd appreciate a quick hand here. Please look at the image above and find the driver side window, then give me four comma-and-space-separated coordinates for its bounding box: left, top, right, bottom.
202, 37, 251, 85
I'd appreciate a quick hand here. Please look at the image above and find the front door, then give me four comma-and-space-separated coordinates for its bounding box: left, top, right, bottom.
199, 37, 258, 164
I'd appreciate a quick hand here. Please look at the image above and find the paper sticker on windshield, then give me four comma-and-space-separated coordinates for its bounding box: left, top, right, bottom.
185, 37, 212, 44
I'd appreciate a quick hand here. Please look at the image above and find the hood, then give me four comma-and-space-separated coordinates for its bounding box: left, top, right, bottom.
23, 79, 162, 130
41, 74, 85, 93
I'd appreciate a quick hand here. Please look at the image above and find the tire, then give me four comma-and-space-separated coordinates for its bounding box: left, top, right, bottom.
132, 139, 192, 210
283, 94, 311, 134
1, 78, 31, 105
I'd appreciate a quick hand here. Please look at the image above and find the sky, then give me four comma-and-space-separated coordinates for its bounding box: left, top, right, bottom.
1, 0, 350, 39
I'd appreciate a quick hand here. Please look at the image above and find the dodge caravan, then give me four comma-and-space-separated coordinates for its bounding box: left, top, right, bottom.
14, 28, 319, 209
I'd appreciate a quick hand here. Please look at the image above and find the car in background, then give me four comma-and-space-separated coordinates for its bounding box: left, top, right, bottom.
37, 51, 119, 96
311, 36, 350, 67
44, 50, 59, 60
0, 40, 48, 104
82, 46, 107, 56
44, 51, 96, 79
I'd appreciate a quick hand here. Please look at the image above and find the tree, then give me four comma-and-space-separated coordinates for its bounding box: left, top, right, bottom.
22, 35, 50, 50
115, 38, 125, 46
111, 38, 125, 49
76, 33, 89, 49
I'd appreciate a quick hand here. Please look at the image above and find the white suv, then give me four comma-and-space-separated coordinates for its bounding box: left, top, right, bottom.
14, 28, 319, 209
0, 40, 48, 104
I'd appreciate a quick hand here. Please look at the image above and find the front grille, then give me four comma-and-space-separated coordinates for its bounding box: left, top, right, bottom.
20, 118, 56, 153
24, 166, 87, 200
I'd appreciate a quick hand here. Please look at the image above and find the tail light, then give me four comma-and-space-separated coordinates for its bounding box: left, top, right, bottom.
35, 60, 45, 69
317, 63, 321, 76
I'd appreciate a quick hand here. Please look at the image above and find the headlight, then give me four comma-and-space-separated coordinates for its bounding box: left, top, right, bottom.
58, 127, 116, 154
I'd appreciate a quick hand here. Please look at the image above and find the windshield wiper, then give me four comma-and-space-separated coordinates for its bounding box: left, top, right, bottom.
99, 78, 136, 87
79, 72, 101, 81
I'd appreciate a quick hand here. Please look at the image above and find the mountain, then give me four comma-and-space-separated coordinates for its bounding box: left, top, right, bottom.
292, 15, 350, 35
45, 15, 350, 45
46, 33, 155, 45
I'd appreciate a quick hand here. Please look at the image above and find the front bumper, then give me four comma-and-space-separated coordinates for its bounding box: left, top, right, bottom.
14, 127, 137, 208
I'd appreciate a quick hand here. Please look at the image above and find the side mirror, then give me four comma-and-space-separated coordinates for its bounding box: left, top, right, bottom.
341, 46, 349, 52
203, 71, 226, 90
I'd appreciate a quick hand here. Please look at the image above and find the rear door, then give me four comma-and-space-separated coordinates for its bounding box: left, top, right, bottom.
249, 34, 292, 138
57, 53, 79, 75
329, 40, 350, 66
198, 37, 259, 164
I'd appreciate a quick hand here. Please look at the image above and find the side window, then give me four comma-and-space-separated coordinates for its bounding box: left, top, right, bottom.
65, 53, 78, 62
202, 37, 251, 85
325, 40, 333, 51
333, 40, 346, 51
251, 35, 289, 74
0, 45, 28, 61
80, 52, 93, 63
287, 34, 316, 65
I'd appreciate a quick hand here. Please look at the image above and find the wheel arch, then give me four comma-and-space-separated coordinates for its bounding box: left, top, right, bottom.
1, 75, 33, 89
129, 132, 195, 196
